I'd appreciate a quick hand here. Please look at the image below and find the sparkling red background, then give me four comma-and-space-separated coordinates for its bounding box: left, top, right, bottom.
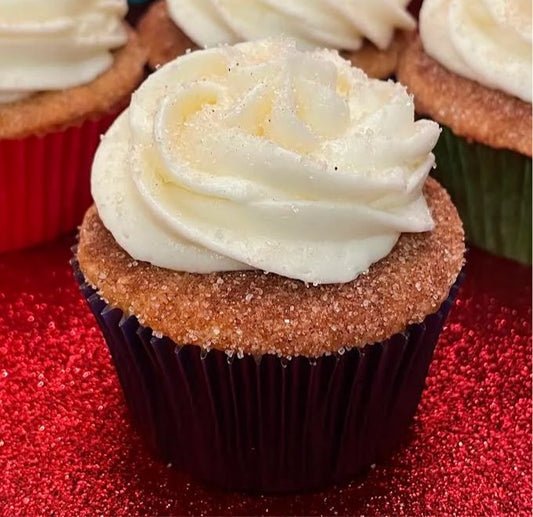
0, 238, 530, 516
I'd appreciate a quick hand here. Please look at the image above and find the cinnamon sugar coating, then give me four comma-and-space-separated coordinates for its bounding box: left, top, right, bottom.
138, 0, 195, 70
342, 32, 405, 80
77, 178, 464, 358
0, 26, 147, 140
138, 0, 404, 79
397, 34, 532, 157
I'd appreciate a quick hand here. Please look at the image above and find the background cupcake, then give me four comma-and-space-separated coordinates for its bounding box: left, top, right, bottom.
397, 0, 532, 264
138, 0, 416, 78
0, 0, 147, 253
74, 38, 464, 492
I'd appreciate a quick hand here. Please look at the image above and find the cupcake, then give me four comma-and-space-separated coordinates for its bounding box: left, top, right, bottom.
74, 38, 465, 492
0, 0, 147, 253
138, 0, 416, 78
397, 0, 532, 264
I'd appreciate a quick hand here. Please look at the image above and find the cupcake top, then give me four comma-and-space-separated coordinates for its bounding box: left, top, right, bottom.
420, 0, 532, 102
0, 0, 128, 103
92, 38, 441, 285
166, 0, 415, 51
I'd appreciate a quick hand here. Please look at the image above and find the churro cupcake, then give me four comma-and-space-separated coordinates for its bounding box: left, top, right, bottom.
138, 0, 416, 78
74, 38, 464, 492
0, 0, 147, 253
397, 0, 532, 264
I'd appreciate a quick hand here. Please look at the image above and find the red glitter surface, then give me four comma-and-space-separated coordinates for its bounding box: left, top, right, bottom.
0, 238, 530, 516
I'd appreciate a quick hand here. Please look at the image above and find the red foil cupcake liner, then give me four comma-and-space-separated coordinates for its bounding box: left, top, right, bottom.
0, 115, 117, 253
73, 257, 462, 493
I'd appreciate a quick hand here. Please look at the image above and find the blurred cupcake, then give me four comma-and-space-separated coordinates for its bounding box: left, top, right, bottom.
74, 38, 464, 492
138, 0, 416, 78
397, 0, 532, 264
0, 0, 147, 253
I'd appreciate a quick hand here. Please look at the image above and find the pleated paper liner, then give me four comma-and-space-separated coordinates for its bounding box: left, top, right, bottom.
431, 125, 532, 265
73, 257, 462, 493
0, 114, 117, 254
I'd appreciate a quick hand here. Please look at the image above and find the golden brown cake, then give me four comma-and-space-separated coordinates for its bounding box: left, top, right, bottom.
78, 177, 464, 357
397, 34, 531, 156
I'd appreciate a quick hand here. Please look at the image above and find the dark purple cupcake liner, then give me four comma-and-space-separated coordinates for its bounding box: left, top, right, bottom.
73, 257, 462, 493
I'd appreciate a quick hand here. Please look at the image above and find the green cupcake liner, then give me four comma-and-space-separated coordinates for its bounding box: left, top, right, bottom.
431, 126, 532, 264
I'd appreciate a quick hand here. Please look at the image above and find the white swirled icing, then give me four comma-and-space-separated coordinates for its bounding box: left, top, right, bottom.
0, 0, 128, 103
92, 38, 440, 284
420, 0, 532, 102
167, 0, 415, 51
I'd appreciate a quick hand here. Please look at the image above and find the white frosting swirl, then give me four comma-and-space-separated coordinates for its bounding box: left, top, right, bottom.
92, 38, 439, 284
420, 0, 532, 102
0, 0, 128, 103
167, 0, 415, 51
